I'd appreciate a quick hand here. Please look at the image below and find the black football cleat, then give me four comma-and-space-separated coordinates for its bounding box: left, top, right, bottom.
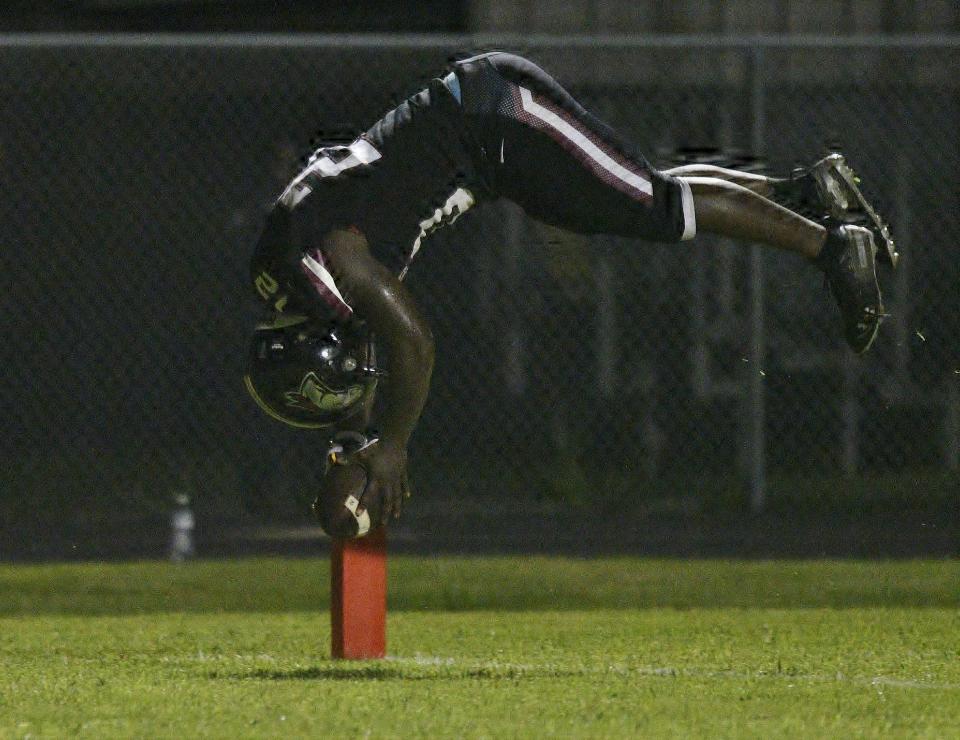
805, 153, 899, 268
815, 223, 885, 354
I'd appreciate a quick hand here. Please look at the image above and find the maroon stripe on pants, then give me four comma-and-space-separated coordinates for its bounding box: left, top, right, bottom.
507, 85, 653, 203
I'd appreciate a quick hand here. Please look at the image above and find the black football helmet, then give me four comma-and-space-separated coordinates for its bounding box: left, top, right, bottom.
243, 314, 380, 429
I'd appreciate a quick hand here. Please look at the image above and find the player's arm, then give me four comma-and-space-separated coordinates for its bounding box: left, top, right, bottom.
321, 228, 435, 523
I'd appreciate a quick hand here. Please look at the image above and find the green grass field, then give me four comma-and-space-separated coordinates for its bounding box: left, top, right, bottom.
2, 557, 958, 737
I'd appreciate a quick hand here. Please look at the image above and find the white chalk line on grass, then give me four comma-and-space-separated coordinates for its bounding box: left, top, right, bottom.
386, 655, 960, 691
149, 652, 960, 691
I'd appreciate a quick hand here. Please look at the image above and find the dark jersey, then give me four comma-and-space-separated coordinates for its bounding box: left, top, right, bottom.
250, 52, 692, 324
272, 76, 480, 277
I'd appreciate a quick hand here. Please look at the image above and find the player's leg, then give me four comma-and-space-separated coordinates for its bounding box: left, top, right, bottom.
668, 158, 897, 269
454, 52, 691, 243
451, 52, 884, 352
685, 175, 883, 352
455, 52, 824, 257
639, 173, 882, 353
680, 176, 824, 259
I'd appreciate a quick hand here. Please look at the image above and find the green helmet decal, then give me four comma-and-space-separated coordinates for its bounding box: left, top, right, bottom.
284, 372, 365, 413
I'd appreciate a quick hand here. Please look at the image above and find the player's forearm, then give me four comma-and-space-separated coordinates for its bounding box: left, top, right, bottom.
368, 284, 434, 447
374, 311, 434, 448
322, 229, 434, 448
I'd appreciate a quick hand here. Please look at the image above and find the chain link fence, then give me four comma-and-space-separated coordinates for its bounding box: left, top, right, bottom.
1, 35, 957, 558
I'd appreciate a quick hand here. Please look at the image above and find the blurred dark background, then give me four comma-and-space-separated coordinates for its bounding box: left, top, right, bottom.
1, 1, 958, 561
0, 0, 470, 33
1, 0, 957, 34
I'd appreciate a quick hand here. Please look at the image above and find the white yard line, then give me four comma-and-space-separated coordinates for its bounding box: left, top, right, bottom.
147, 652, 960, 691
385, 655, 960, 690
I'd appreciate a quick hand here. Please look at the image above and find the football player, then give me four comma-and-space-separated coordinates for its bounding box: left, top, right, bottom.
244, 52, 896, 530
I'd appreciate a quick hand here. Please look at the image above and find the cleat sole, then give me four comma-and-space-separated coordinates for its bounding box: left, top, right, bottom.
850, 226, 883, 354
813, 154, 900, 269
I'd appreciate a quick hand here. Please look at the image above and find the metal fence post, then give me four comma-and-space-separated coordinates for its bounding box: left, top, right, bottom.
748, 45, 767, 512
503, 206, 527, 397
596, 254, 617, 399
842, 351, 860, 476
946, 380, 959, 471
892, 153, 912, 389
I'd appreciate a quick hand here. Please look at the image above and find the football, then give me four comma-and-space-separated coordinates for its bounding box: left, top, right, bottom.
312, 463, 378, 539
